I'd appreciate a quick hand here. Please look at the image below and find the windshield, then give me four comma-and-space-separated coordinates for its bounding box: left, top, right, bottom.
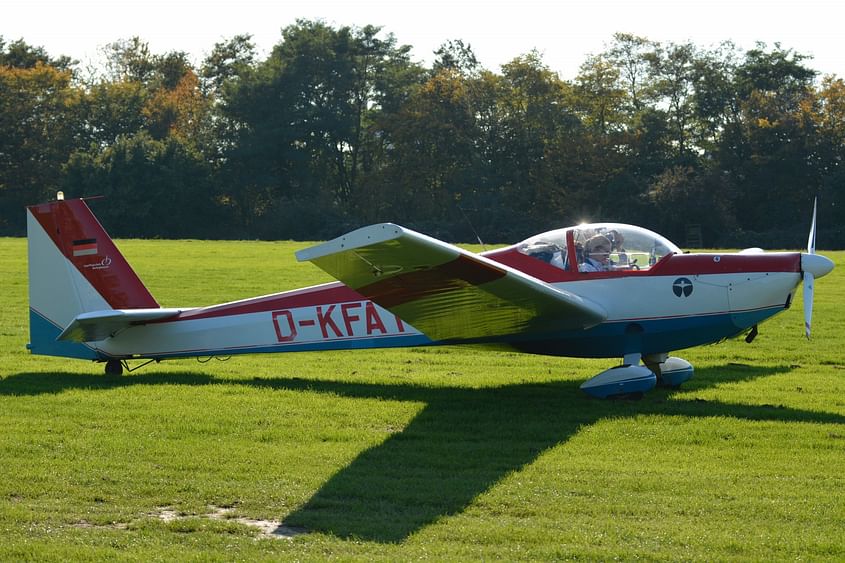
517, 223, 681, 272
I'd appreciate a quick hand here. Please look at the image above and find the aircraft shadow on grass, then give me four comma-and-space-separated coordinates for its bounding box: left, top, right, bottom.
3, 364, 844, 543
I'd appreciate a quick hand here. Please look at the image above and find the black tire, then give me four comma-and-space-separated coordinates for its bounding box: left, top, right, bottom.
104, 359, 123, 376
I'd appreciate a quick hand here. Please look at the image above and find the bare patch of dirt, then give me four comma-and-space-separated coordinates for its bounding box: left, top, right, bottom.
151, 506, 182, 522
148, 504, 307, 540
208, 506, 308, 539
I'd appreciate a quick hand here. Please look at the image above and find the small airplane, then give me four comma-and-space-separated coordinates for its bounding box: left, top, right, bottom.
27, 194, 834, 398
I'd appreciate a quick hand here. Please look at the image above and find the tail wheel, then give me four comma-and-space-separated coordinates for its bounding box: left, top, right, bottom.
104, 359, 123, 376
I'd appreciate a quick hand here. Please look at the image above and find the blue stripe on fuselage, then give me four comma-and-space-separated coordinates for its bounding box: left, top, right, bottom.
508, 306, 785, 358
130, 332, 434, 360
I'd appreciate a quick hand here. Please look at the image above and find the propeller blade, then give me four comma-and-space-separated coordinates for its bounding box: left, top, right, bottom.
804, 272, 814, 339
807, 197, 817, 254
804, 197, 818, 339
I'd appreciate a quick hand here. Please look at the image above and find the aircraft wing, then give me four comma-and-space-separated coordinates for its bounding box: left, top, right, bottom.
296, 224, 606, 341
57, 308, 183, 342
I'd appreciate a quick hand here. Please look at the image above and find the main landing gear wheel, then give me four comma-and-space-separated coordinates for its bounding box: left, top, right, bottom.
104, 359, 123, 376
644, 355, 694, 388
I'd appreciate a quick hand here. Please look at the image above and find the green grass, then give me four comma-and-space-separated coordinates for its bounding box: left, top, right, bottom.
1, 237, 844, 561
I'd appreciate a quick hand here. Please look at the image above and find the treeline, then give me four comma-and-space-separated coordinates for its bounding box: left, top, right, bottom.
2, 23, 844, 247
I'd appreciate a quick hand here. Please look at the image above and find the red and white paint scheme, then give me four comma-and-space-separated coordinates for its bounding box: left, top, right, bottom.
27, 195, 834, 398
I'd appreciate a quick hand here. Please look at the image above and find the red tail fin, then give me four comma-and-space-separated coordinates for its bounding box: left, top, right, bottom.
27, 198, 158, 310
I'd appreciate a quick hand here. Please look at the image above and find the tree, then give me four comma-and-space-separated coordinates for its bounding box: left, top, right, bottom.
647, 166, 736, 245
0, 62, 82, 233
813, 76, 845, 240
433, 39, 481, 76
83, 80, 148, 146
734, 43, 816, 110
689, 41, 742, 152
494, 52, 584, 231
101, 37, 157, 83
645, 42, 699, 162
143, 70, 210, 142
714, 44, 819, 234
376, 67, 481, 233
3, 29, 845, 245
200, 34, 256, 95
88, 38, 213, 145
0, 36, 75, 71
575, 54, 625, 135
604, 32, 657, 114
219, 20, 420, 237
63, 133, 220, 237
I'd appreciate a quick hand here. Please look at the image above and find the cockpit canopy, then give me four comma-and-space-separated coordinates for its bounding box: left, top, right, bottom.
517, 223, 681, 272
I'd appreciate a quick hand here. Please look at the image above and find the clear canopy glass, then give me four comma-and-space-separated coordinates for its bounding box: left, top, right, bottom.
516, 223, 681, 272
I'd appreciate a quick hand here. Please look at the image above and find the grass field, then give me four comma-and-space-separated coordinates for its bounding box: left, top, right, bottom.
1, 237, 844, 561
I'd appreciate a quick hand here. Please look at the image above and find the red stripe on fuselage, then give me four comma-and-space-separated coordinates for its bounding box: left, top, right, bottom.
484, 248, 801, 282
174, 282, 364, 321
649, 252, 801, 275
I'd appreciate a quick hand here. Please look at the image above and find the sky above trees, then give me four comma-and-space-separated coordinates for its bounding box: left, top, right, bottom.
4, 0, 844, 79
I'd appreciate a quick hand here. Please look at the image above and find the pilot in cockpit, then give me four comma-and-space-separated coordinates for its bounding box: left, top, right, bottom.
580, 235, 612, 272
606, 229, 628, 267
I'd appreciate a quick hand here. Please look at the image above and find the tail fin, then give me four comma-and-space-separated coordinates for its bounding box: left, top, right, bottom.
27, 197, 159, 359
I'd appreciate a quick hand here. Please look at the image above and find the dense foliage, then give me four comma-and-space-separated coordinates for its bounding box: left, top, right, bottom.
2, 26, 843, 247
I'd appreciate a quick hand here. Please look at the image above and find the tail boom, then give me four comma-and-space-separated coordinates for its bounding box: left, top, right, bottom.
90, 283, 429, 360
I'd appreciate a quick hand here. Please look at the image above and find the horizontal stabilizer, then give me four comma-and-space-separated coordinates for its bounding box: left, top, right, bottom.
297, 223, 606, 341
57, 308, 183, 342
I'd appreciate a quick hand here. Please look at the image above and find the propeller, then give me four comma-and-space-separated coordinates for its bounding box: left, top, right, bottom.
800, 198, 834, 338
803, 198, 817, 339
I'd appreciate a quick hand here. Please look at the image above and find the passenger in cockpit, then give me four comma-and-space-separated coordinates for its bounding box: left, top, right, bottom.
580, 235, 611, 272
525, 241, 566, 270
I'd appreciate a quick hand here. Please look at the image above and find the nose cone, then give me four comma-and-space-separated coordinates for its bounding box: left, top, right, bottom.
801, 253, 835, 279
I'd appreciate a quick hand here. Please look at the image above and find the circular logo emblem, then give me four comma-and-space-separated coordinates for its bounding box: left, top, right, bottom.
672, 277, 694, 297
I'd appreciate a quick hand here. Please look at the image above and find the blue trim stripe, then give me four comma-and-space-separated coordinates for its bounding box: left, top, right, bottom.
511, 306, 786, 358
135, 333, 434, 360
28, 309, 102, 360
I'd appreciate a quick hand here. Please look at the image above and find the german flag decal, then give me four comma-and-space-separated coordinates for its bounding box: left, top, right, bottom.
72, 238, 98, 256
